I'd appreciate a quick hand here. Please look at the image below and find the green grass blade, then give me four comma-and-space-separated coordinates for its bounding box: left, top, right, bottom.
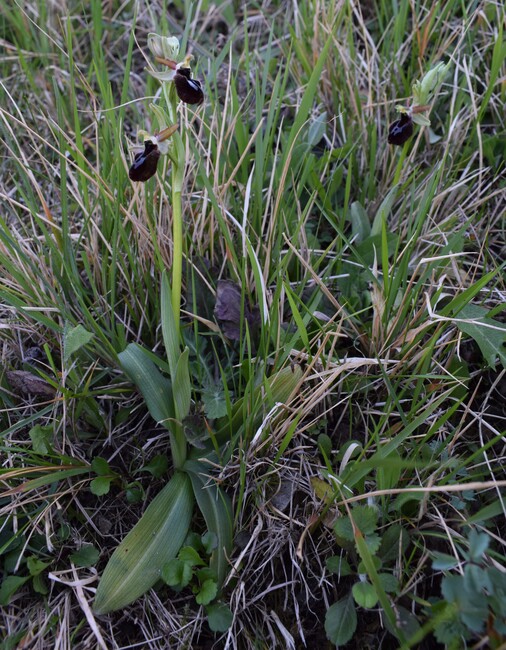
353, 523, 407, 645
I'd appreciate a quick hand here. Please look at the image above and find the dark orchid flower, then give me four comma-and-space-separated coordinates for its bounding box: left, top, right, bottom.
128, 125, 177, 182
129, 141, 160, 182
174, 68, 204, 105
388, 113, 414, 146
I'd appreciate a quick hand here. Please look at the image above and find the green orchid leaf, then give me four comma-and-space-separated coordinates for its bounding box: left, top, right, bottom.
94, 471, 193, 613
184, 459, 233, 587
118, 343, 174, 426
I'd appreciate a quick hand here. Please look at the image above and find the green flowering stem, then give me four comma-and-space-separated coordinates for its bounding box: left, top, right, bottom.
162, 80, 186, 339
146, 33, 189, 341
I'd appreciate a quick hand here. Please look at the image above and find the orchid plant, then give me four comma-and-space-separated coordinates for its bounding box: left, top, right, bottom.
388, 61, 451, 145
93, 33, 303, 626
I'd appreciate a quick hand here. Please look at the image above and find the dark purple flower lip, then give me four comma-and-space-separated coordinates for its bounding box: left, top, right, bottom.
129, 141, 160, 182
154, 55, 204, 105
128, 126, 177, 182
388, 113, 414, 146
174, 71, 204, 105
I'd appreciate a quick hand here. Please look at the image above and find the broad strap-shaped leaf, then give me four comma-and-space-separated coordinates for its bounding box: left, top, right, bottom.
118, 343, 174, 425
184, 459, 233, 587
93, 471, 193, 614
118, 342, 187, 468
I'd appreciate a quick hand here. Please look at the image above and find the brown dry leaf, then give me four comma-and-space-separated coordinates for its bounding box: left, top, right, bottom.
6, 370, 56, 399
214, 280, 261, 340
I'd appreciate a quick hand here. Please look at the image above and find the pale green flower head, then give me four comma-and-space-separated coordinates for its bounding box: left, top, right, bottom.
147, 33, 180, 60
146, 33, 184, 83
394, 61, 451, 127
412, 61, 451, 107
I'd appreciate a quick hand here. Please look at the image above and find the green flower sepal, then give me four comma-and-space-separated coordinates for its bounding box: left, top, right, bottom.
395, 61, 451, 127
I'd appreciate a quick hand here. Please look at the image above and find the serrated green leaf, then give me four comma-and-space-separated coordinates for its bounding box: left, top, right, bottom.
364, 533, 382, 554
179, 546, 205, 567
29, 425, 53, 454
91, 457, 110, 475
357, 555, 381, 574
352, 581, 378, 608
162, 558, 193, 588
379, 524, 410, 563
378, 573, 399, 594
26, 556, 50, 576
465, 564, 493, 596
136, 454, 168, 478
326, 555, 353, 576
206, 602, 233, 632
432, 553, 459, 571
70, 545, 100, 568
90, 476, 112, 496
350, 506, 378, 535
93, 472, 193, 613
63, 323, 94, 362
433, 602, 464, 644
118, 343, 175, 425
334, 515, 354, 542
385, 605, 421, 641
196, 578, 218, 605
456, 304, 506, 369
202, 382, 228, 419
325, 593, 357, 645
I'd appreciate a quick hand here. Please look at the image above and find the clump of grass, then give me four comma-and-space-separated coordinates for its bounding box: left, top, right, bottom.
1, 0, 505, 648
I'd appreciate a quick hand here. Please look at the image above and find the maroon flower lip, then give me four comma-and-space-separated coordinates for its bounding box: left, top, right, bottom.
388, 113, 414, 146
129, 141, 161, 182
174, 69, 204, 105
